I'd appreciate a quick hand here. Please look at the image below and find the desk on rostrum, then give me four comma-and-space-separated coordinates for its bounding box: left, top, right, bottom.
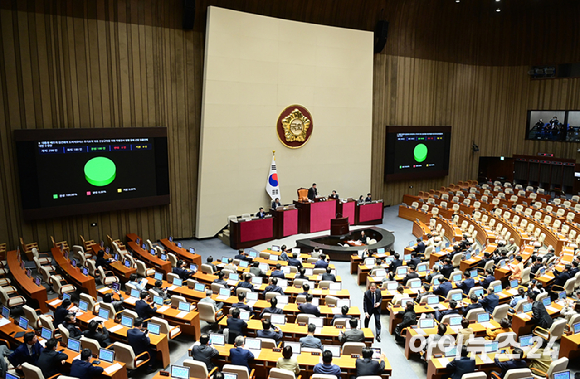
6, 250, 48, 312
293, 199, 337, 234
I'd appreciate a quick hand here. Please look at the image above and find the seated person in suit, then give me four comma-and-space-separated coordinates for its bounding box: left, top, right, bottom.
478, 287, 499, 313
307, 183, 318, 201
458, 271, 475, 295
388, 253, 403, 273
271, 263, 286, 278
37, 338, 68, 379
95, 249, 112, 271
150, 279, 169, 302
276, 345, 301, 377
417, 283, 434, 304
135, 291, 157, 319
478, 252, 494, 269
446, 346, 476, 379
410, 251, 422, 267
235, 273, 255, 292
486, 318, 512, 340
313, 350, 341, 378
205, 256, 217, 272
69, 348, 104, 379
263, 277, 284, 295
234, 249, 253, 262
413, 238, 426, 257
481, 268, 496, 289
103, 292, 125, 313
295, 267, 308, 279
426, 266, 440, 283
435, 299, 459, 321
298, 294, 321, 317
279, 246, 289, 261
231, 292, 253, 312
299, 323, 324, 350
191, 334, 219, 370
433, 277, 453, 298
440, 258, 455, 278
255, 207, 267, 219
230, 335, 254, 370
127, 273, 145, 292
213, 271, 229, 288
331, 305, 352, 325
127, 317, 157, 374
227, 308, 247, 341
493, 348, 527, 378
257, 319, 283, 342
249, 261, 267, 278
402, 265, 419, 286
260, 297, 284, 318
8, 332, 42, 375
394, 301, 417, 341
288, 253, 303, 268
272, 198, 282, 209
173, 260, 194, 280
509, 287, 527, 309
528, 291, 553, 330
339, 318, 366, 343
328, 190, 339, 199
82, 320, 112, 347
314, 254, 329, 269
356, 347, 386, 377
463, 294, 483, 314
63, 314, 83, 339
365, 193, 372, 202
300, 283, 310, 296
321, 266, 336, 282
54, 298, 72, 328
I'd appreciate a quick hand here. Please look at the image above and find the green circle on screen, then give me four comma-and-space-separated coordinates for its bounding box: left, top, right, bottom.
84, 157, 116, 186
414, 144, 428, 163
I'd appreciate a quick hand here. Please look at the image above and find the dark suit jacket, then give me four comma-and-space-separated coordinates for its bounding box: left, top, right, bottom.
69, 360, 104, 378
53, 305, 69, 328
263, 285, 284, 295
553, 270, 572, 287
64, 322, 83, 339
38, 349, 69, 378
172, 266, 192, 280
481, 275, 495, 288
463, 302, 482, 314
127, 328, 151, 356
231, 302, 252, 312
458, 278, 475, 294
314, 260, 329, 269
479, 294, 499, 313
82, 327, 110, 347
433, 282, 453, 297
236, 281, 255, 291
494, 358, 527, 378
531, 301, 553, 329
363, 290, 382, 314
135, 300, 157, 319
271, 270, 285, 278
272, 201, 281, 209
440, 264, 454, 279
8, 342, 42, 367
356, 357, 385, 377
257, 328, 283, 341
307, 187, 317, 200
287, 258, 302, 268
389, 259, 403, 273
191, 344, 219, 370
339, 329, 366, 343
397, 310, 417, 329
298, 303, 321, 317
365, 196, 372, 202
446, 357, 476, 379
321, 273, 336, 282
255, 211, 266, 219
414, 242, 425, 255
229, 347, 254, 370
227, 317, 248, 339
260, 306, 284, 318
403, 272, 420, 286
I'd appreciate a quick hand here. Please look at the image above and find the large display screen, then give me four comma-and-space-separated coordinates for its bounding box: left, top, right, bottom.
384, 126, 452, 181
15, 127, 170, 220
525, 110, 580, 142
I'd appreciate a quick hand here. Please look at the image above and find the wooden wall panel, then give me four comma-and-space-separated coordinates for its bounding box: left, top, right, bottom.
0, 5, 202, 250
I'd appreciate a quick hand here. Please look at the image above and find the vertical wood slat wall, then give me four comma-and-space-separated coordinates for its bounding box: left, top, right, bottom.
371, 56, 580, 206
0, 5, 203, 250
2, 0, 580, 251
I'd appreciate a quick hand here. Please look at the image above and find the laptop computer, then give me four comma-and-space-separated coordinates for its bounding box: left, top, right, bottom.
189, 248, 195, 254
324, 344, 341, 357
451, 293, 463, 302
223, 374, 238, 379
277, 296, 289, 305
510, 279, 519, 288
239, 261, 249, 268
449, 316, 462, 326
470, 270, 478, 278
417, 265, 427, 273
68, 338, 81, 353
240, 311, 250, 321
245, 337, 262, 351
410, 280, 422, 289
553, 371, 571, 379
336, 299, 351, 308
542, 297, 551, 307
397, 267, 408, 276
473, 288, 484, 297
519, 334, 533, 347
452, 273, 462, 283
153, 295, 164, 306
247, 292, 259, 302
374, 269, 386, 278
210, 333, 225, 345
194, 283, 205, 292
217, 287, 231, 300
485, 341, 499, 353
130, 289, 140, 298
121, 315, 133, 328
178, 301, 190, 312
573, 322, 580, 334
364, 258, 375, 267
41, 327, 52, 340
154, 272, 163, 281
79, 300, 88, 312
99, 348, 115, 363
283, 341, 301, 355
310, 317, 324, 332
329, 282, 341, 291
269, 254, 279, 261
248, 251, 258, 258
477, 313, 490, 323
494, 284, 502, 294
18, 317, 29, 330
98, 308, 110, 320
419, 318, 435, 329
522, 302, 532, 313
270, 314, 285, 325
272, 245, 280, 252
170, 365, 190, 379
63, 292, 71, 301
173, 278, 183, 287
251, 277, 263, 285
148, 323, 161, 335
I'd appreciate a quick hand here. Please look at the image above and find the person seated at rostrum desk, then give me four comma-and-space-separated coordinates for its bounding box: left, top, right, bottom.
298, 294, 321, 317
299, 323, 323, 350
173, 260, 194, 280
365, 193, 372, 202
481, 268, 496, 289
271, 263, 286, 278
321, 266, 336, 282
339, 318, 366, 343
287, 252, 303, 268
263, 277, 284, 295
433, 277, 453, 298
478, 287, 499, 313
272, 198, 282, 210
457, 271, 475, 295
463, 294, 482, 314
135, 291, 157, 320
255, 207, 267, 219
328, 190, 339, 200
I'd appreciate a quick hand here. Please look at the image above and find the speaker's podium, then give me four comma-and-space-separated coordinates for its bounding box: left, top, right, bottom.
330, 217, 349, 235
293, 188, 336, 233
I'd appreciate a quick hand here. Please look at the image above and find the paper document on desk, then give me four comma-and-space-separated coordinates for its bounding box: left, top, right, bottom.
104, 363, 123, 374
450, 326, 462, 333
438, 358, 450, 366
0, 318, 11, 327
167, 285, 177, 291
479, 322, 495, 329
328, 290, 338, 296
89, 316, 106, 323
507, 288, 519, 295
177, 311, 189, 318
497, 292, 507, 298
125, 296, 137, 305
546, 306, 558, 313
217, 295, 229, 300
158, 305, 170, 313
312, 289, 323, 295
414, 328, 426, 335
49, 299, 61, 306
98, 287, 109, 293
247, 301, 257, 307
331, 307, 342, 314
73, 354, 81, 361
479, 354, 493, 363
108, 325, 123, 333
39, 340, 46, 347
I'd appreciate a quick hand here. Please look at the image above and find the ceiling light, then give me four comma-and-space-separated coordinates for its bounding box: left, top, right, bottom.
495, 0, 500, 2
496, 8, 501, 12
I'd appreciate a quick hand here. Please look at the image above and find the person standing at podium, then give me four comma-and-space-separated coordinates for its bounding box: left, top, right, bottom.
329, 190, 339, 199
272, 198, 282, 209
307, 183, 318, 201
365, 193, 372, 202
